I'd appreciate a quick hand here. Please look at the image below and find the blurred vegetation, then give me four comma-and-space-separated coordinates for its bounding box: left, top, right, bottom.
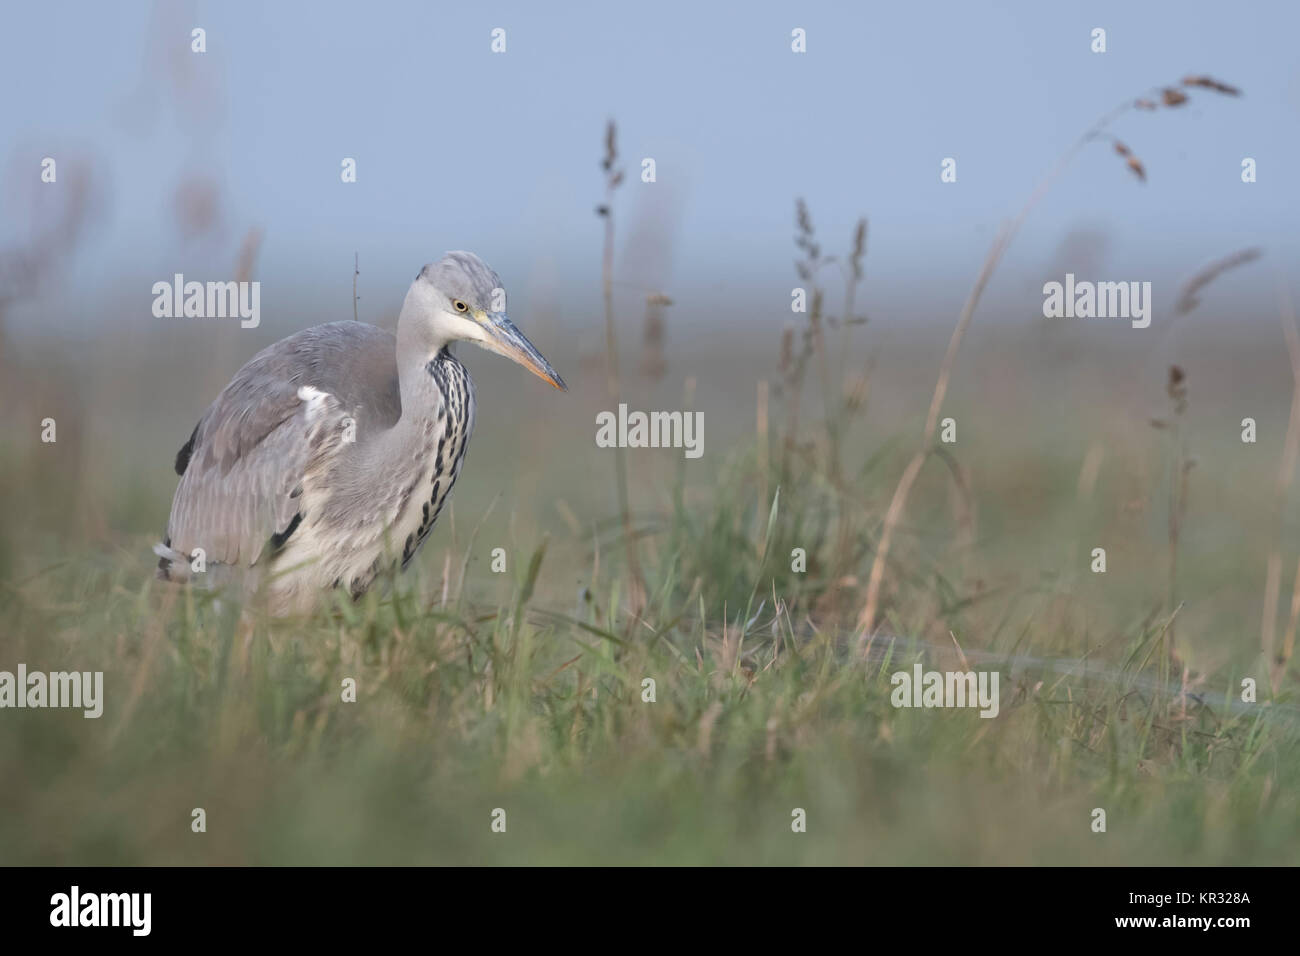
2, 93, 1296, 861
2, 290, 1298, 863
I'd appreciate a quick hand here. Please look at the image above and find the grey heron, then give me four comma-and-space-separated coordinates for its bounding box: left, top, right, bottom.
154, 251, 565, 615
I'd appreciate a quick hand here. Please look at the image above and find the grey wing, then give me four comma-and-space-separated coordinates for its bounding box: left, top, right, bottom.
160, 322, 394, 569
163, 379, 319, 568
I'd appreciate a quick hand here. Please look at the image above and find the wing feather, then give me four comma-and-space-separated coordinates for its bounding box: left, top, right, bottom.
162, 322, 399, 569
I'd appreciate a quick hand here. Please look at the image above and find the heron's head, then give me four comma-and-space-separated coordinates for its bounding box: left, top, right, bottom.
404, 250, 566, 390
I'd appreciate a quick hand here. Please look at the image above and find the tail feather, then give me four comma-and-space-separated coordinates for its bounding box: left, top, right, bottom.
153, 541, 192, 582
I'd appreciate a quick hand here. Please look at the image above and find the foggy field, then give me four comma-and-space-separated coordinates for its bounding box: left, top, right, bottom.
2, 1, 1298, 870
3, 313, 1299, 864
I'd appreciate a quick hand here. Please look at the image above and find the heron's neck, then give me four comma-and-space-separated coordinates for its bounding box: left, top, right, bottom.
333, 344, 446, 501
324, 304, 452, 505
395, 349, 446, 425
394, 296, 455, 417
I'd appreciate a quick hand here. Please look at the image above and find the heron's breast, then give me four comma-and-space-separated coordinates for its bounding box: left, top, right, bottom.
398, 404, 473, 570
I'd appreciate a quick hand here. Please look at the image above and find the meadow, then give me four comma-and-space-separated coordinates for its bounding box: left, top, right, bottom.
3, 268, 1298, 864
2, 82, 1298, 865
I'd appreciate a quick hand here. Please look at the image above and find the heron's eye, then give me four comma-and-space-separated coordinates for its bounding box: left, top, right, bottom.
452, 299, 469, 313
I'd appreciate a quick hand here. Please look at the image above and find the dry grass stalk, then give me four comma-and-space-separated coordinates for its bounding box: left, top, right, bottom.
791, 200, 839, 469
1174, 248, 1262, 316
777, 319, 804, 485
233, 226, 264, 284
837, 218, 868, 399
639, 292, 671, 380
853, 76, 1241, 655
1157, 365, 1192, 660
1280, 552, 1300, 691
933, 444, 977, 547
1166, 248, 1284, 685
779, 203, 827, 484
757, 379, 769, 544
1267, 276, 1300, 691
785, 202, 874, 615
596, 120, 644, 612
854, 224, 1012, 655
1076, 441, 1105, 501
828, 219, 870, 581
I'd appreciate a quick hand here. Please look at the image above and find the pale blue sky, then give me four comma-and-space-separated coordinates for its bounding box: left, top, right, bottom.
2, 0, 1296, 335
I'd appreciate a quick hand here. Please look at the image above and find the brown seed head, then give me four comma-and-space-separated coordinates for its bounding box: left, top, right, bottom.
796, 198, 814, 238
849, 218, 867, 280
603, 120, 617, 170
1182, 75, 1240, 95
1167, 365, 1188, 413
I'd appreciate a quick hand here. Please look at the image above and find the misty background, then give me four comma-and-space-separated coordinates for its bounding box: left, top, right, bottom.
1, 0, 1296, 347
1, 0, 1297, 579
4, 1, 1300, 869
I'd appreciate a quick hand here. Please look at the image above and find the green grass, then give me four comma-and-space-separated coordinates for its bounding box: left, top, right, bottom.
3, 335, 1298, 864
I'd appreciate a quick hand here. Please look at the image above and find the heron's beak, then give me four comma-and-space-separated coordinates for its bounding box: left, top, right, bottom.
479, 312, 567, 391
